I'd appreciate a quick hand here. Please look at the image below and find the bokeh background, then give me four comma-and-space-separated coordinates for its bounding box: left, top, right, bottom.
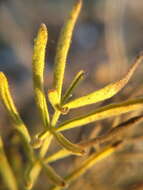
1, 0, 143, 189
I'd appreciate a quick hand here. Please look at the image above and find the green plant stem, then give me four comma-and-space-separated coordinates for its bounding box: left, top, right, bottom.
26, 110, 61, 189
0, 137, 18, 190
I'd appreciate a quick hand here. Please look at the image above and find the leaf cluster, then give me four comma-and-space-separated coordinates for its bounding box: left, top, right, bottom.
0, 0, 143, 189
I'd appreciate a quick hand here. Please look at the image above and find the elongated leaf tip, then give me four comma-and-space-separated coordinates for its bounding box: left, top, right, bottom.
34, 23, 48, 48
39, 23, 47, 37
136, 50, 143, 60
41, 161, 66, 187
54, 132, 85, 155
112, 140, 123, 148
77, 0, 82, 5
77, 70, 85, 78
80, 69, 85, 74
0, 72, 6, 81
41, 23, 47, 29
73, 0, 82, 9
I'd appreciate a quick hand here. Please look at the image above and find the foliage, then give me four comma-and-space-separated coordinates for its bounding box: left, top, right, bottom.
0, 0, 143, 189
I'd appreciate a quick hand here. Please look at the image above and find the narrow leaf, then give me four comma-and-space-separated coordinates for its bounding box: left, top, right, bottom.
63, 53, 143, 109
0, 73, 34, 161
53, 0, 82, 102
36, 126, 85, 155
46, 113, 143, 163
44, 149, 72, 164
0, 72, 30, 142
0, 137, 18, 190
57, 97, 143, 132
41, 161, 66, 187
62, 70, 85, 104
53, 132, 85, 155
50, 142, 121, 190
80, 115, 143, 148
32, 23, 50, 128
64, 142, 121, 182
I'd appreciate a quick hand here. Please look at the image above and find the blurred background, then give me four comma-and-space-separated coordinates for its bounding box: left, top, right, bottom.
1, 0, 143, 189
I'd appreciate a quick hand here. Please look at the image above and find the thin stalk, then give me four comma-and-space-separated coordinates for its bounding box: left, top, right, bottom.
50, 142, 121, 190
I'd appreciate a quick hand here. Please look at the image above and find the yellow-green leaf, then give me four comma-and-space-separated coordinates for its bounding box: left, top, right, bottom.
63, 54, 142, 109
45, 113, 143, 163
0, 72, 30, 142
50, 142, 121, 190
36, 123, 85, 155
57, 97, 143, 132
62, 70, 85, 104
32, 23, 50, 128
44, 149, 72, 164
53, 132, 85, 155
53, 0, 82, 102
41, 161, 66, 187
0, 72, 34, 161
0, 137, 18, 190
64, 142, 120, 182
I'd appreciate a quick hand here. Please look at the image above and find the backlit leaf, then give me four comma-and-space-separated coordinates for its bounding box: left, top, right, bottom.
53, 132, 85, 155
57, 97, 143, 132
32, 23, 50, 127
0, 72, 30, 142
62, 70, 85, 104
41, 161, 66, 187
53, 0, 82, 102
63, 54, 143, 109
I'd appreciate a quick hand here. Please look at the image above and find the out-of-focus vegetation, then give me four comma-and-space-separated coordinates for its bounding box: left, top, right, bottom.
1, 0, 143, 190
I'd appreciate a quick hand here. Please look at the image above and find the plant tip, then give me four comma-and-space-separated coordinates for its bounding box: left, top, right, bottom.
40, 23, 47, 29
112, 140, 123, 148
